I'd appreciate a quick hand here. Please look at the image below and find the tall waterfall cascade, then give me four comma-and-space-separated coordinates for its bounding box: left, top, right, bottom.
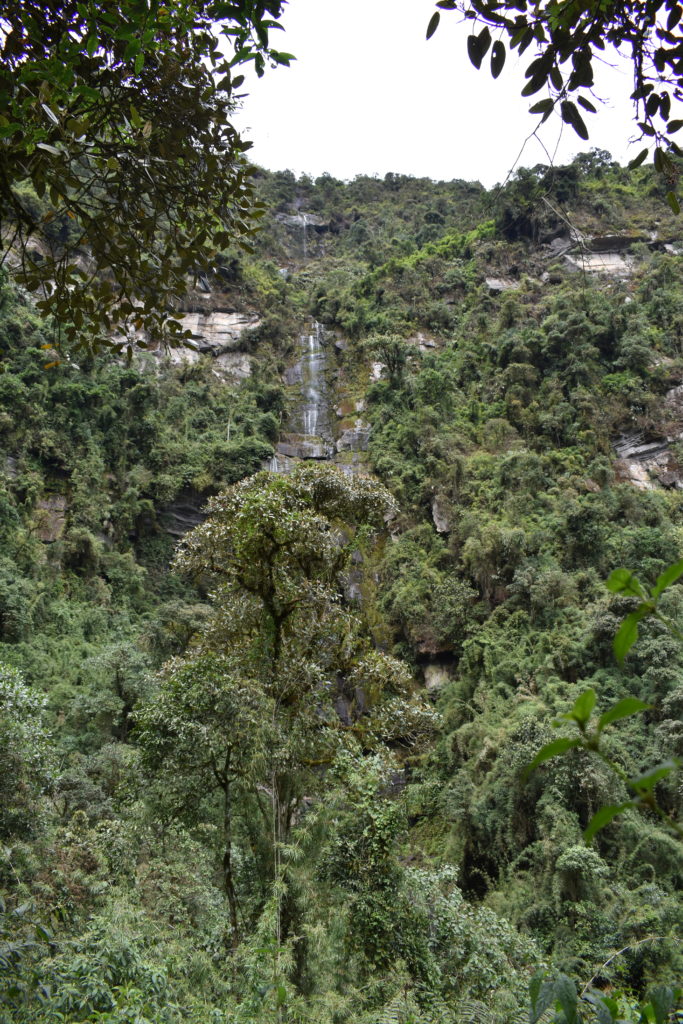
302, 213, 308, 260
268, 321, 371, 476
301, 322, 327, 438
269, 322, 333, 471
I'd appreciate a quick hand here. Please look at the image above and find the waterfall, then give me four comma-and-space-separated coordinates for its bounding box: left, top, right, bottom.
265, 319, 342, 472
302, 213, 308, 260
300, 321, 327, 438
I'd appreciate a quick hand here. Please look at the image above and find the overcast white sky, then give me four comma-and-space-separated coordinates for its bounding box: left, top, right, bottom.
233, 0, 648, 188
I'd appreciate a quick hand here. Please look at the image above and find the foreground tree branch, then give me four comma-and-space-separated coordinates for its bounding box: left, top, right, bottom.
0, 0, 291, 358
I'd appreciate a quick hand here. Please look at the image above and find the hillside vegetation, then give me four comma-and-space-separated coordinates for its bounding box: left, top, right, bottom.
0, 152, 682, 1024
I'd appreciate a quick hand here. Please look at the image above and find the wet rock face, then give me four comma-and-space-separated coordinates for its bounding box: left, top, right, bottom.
160, 490, 207, 537
613, 430, 683, 490
613, 381, 683, 490
431, 497, 450, 534
589, 235, 648, 252
274, 212, 329, 231
613, 434, 672, 463
423, 663, 452, 694
36, 494, 67, 542
565, 252, 633, 276
273, 212, 331, 259
336, 424, 371, 453
277, 438, 334, 460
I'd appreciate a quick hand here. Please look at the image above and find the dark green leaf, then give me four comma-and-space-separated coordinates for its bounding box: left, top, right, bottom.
628, 147, 649, 169
667, 191, 680, 215
467, 34, 483, 68
584, 802, 633, 843
630, 759, 680, 794
517, 27, 534, 55
667, 119, 683, 133
521, 74, 547, 96
648, 986, 676, 1024
523, 737, 581, 780
605, 568, 646, 598
614, 605, 652, 665
426, 11, 440, 39
652, 557, 683, 598
491, 40, 505, 78
566, 688, 596, 728
529, 971, 550, 1024
529, 98, 553, 115
598, 698, 651, 732
549, 65, 563, 90
577, 95, 597, 113
553, 974, 578, 1024
560, 99, 589, 140
646, 93, 660, 118
585, 992, 620, 1024
477, 26, 491, 57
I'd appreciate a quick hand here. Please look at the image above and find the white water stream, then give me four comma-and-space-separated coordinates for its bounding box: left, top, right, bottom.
301, 322, 327, 436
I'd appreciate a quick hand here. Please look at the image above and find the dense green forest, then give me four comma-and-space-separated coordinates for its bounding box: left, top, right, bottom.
1, 153, 682, 1023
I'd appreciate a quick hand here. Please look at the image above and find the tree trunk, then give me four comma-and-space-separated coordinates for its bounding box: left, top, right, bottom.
222, 777, 240, 948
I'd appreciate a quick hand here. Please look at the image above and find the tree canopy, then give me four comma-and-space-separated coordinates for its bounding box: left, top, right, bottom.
428, 0, 683, 210
138, 463, 434, 948
0, 0, 289, 357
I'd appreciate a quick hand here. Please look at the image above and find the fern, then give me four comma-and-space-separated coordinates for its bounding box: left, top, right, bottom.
454, 997, 532, 1024
376, 994, 403, 1024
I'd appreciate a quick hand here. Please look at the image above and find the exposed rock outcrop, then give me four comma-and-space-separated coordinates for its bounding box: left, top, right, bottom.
565, 251, 633, 276
423, 663, 452, 694
179, 311, 260, 354
431, 496, 450, 534
485, 277, 518, 294
544, 230, 683, 278
160, 490, 207, 538
276, 437, 335, 460
613, 426, 683, 491
36, 494, 67, 542
275, 212, 329, 232
336, 423, 371, 453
